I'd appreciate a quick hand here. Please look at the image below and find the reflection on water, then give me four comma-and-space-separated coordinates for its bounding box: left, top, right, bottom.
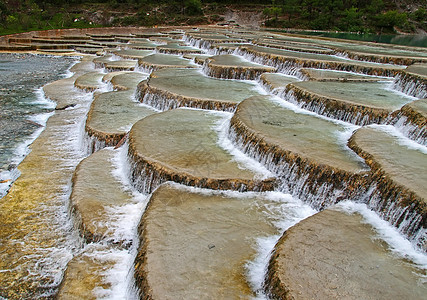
292, 31, 427, 48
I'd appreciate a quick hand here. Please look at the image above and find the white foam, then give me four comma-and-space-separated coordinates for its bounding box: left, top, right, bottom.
210, 111, 274, 179
384, 81, 419, 100
90, 144, 149, 299
336, 201, 427, 270
368, 124, 427, 154
245, 192, 316, 299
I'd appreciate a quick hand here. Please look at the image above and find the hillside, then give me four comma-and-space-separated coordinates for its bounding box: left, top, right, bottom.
0, 0, 426, 36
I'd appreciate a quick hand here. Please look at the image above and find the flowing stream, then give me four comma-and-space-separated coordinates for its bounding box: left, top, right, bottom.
0, 30, 426, 299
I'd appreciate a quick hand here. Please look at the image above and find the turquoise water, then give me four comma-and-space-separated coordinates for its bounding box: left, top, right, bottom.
293, 31, 427, 48
0, 53, 74, 198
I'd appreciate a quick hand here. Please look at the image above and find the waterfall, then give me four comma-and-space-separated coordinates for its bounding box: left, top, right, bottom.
392, 72, 427, 99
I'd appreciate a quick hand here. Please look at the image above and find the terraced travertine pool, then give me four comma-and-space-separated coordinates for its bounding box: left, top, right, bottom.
0, 27, 426, 299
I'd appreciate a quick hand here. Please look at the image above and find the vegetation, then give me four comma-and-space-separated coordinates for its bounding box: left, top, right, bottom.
0, 0, 425, 36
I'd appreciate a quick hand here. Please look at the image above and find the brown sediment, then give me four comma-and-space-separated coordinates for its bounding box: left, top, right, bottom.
57, 254, 112, 300
348, 128, 426, 250
387, 99, 427, 144
229, 96, 368, 210
204, 56, 276, 80
127, 110, 276, 194
136, 80, 238, 112
237, 46, 402, 77
134, 183, 282, 299
265, 209, 427, 299
156, 46, 203, 55
300, 68, 387, 82
286, 83, 391, 125
127, 139, 275, 194
74, 72, 105, 92
69, 149, 134, 245
393, 69, 427, 99
339, 49, 427, 65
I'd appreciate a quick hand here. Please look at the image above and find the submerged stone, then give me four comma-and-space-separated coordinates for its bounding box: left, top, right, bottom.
349, 126, 427, 249
265, 209, 426, 300
237, 45, 405, 77
57, 246, 115, 300
137, 68, 262, 112
103, 59, 137, 71
287, 80, 415, 125
300, 68, 389, 82
113, 49, 154, 59
43, 56, 95, 110
85, 72, 156, 150
138, 53, 196, 71
259, 73, 300, 91
230, 95, 367, 208
203, 54, 276, 80
156, 42, 203, 55
70, 148, 134, 244
74, 71, 105, 91
128, 108, 275, 193
134, 183, 294, 299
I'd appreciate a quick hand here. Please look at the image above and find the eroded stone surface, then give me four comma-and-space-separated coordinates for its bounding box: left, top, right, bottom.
348, 126, 426, 249
265, 209, 427, 300
287, 80, 415, 125
85, 72, 155, 149
230, 95, 367, 208
259, 72, 299, 91
128, 108, 275, 193
57, 246, 114, 300
156, 42, 203, 55
204, 54, 276, 80
70, 148, 134, 243
138, 53, 196, 71
135, 183, 298, 299
137, 68, 261, 111
349, 126, 426, 203
74, 71, 105, 91
388, 99, 427, 145
300, 68, 389, 81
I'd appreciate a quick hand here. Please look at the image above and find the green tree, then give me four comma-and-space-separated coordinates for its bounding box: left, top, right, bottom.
375, 10, 408, 32
340, 6, 362, 31
184, 0, 202, 16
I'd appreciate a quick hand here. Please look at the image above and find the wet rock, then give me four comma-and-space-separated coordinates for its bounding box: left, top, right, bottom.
70, 148, 135, 244
85, 73, 155, 151
259, 72, 299, 92
387, 99, 427, 145
156, 42, 203, 55
265, 209, 427, 299
134, 183, 292, 299
286, 80, 414, 125
393, 63, 427, 99
136, 68, 261, 112
128, 108, 275, 193
57, 248, 114, 300
203, 54, 276, 80
74, 71, 105, 91
300, 68, 389, 82
137, 53, 196, 72
237, 45, 404, 77
348, 126, 427, 250
229, 95, 367, 209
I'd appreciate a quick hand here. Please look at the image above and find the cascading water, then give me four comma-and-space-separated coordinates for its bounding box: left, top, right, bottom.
1, 28, 426, 299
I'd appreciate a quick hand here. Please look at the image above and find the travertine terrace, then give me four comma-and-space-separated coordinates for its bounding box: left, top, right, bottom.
0, 26, 426, 299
